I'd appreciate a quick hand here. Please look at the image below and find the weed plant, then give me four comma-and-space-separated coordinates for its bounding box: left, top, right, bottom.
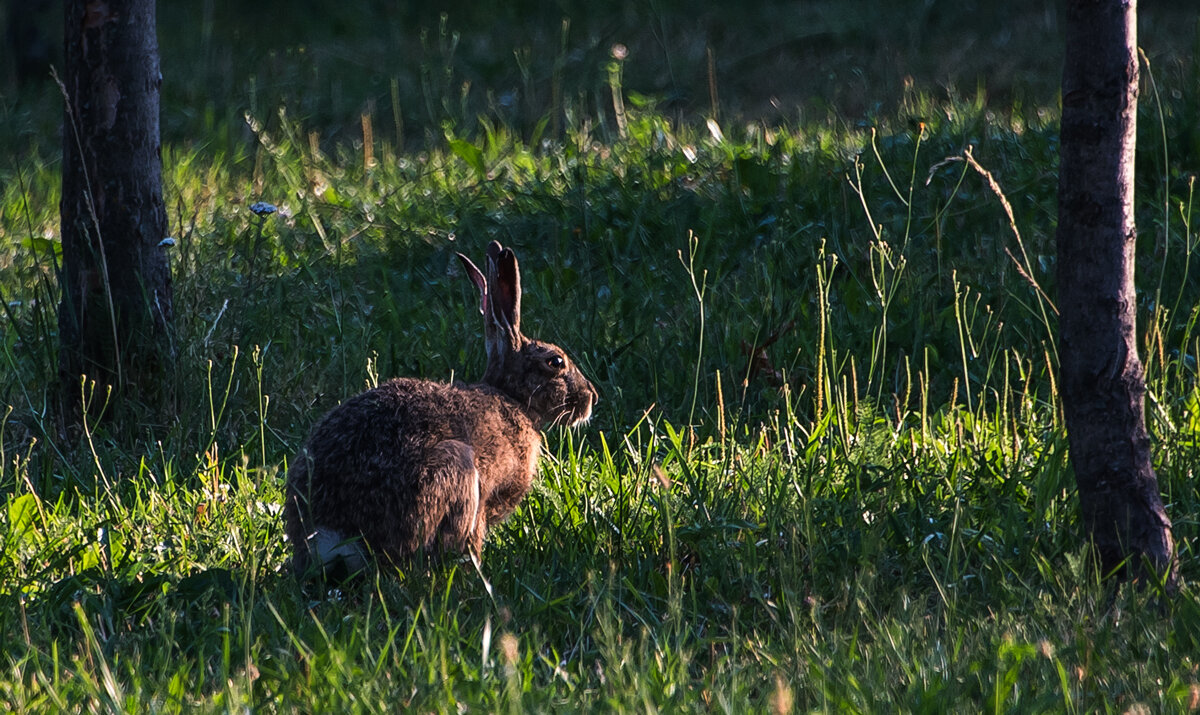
1, 12, 1200, 714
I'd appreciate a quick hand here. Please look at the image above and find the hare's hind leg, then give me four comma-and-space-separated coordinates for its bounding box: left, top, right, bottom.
413, 440, 486, 556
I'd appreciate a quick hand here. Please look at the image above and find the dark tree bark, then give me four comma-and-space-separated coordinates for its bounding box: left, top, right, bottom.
1057, 0, 1174, 583
59, 0, 173, 413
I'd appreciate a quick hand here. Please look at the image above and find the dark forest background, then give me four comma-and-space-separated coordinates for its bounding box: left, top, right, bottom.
4, 0, 1197, 149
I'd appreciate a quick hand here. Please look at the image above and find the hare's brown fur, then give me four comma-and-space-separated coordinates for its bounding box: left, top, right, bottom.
284, 241, 596, 576
286, 378, 540, 568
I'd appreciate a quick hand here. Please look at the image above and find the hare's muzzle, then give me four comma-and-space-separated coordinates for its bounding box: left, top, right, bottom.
568, 375, 599, 425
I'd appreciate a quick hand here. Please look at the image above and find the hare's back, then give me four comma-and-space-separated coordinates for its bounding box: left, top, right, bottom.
312, 378, 472, 446
309, 377, 525, 452
364, 378, 518, 432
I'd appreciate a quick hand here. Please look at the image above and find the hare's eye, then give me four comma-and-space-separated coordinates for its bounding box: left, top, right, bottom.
547, 355, 565, 370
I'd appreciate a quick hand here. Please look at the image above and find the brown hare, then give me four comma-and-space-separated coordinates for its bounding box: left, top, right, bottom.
284, 241, 597, 577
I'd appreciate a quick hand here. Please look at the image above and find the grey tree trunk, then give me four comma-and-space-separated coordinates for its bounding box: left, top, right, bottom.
1056, 0, 1174, 583
58, 0, 173, 414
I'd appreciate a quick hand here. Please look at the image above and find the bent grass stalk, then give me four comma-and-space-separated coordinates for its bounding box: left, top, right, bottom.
679, 230, 707, 433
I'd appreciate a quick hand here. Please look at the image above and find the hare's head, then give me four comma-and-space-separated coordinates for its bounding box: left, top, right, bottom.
458, 241, 597, 428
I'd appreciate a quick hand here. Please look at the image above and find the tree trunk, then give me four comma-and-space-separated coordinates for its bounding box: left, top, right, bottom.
59, 0, 173, 414
1056, 0, 1174, 583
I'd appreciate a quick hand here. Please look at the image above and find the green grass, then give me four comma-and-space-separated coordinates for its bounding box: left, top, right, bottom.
3, 7, 1200, 712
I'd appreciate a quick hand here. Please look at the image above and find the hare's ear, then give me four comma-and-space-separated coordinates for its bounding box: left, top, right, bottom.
485, 241, 523, 355
456, 252, 487, 316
